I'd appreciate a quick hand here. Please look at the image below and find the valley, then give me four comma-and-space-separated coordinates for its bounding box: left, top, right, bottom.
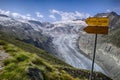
0, 11, 120, 80
42, 21, 106, 73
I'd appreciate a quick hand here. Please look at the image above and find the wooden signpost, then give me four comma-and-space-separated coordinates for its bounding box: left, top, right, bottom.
84, 26, 108, 34
83, 17, 109, 80
84, 17, 109, 34
85, 17, 109, 27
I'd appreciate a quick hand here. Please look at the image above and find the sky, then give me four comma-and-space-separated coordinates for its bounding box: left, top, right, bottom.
0, 0, 120, 22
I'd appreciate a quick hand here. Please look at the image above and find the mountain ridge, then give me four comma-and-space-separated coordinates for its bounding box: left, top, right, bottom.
79, 11, 120, 80
0, 11, 117, 80
95, 11, 120, 30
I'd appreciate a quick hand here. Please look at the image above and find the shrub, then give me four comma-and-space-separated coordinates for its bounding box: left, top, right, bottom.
3, 44, 18, 53
4, 63, 17, 71
0, 40, 6, 45
15, 54, 29, 62
3, 58, 17, 66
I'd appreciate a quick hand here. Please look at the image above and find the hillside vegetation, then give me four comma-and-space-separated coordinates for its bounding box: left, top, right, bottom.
0, 32, 112, 80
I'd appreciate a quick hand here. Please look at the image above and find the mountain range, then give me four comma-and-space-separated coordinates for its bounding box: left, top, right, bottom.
0, 11, 120, 80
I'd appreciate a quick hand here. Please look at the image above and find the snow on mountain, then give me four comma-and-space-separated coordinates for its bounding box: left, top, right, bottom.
38, 20, 106, 74
0, 13, 106, 75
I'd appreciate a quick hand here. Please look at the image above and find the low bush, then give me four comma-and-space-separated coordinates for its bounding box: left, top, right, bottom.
15, 53, 29, 62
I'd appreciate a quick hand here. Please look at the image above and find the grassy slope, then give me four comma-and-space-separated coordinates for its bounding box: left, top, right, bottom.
0, 33, 112, 80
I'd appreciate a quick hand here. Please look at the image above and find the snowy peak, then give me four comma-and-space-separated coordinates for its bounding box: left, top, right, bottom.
53, 20, 86, 30
0, 14, 40, 31
53, 20, 86, 25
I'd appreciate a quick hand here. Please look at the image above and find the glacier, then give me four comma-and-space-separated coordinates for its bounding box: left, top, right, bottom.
40, 20, 107, 74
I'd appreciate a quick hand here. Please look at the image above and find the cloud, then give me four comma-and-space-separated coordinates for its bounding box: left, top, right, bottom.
49, 15, 56, 20
0, 9, 90, 22
11, 12, 35, 20
35, 12, 44, 18
106, 9, 111, 12
26, 14, 31, 17
50, 9, 60, 14
50, 9, 90, 21
0, 9, 35, 20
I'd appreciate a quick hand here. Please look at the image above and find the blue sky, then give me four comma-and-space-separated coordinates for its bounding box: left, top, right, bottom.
0, 0, 120, 22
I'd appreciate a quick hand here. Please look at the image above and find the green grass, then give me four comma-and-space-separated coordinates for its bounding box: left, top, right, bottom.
0, 39, 83, 80
0, 41, 32, 80
0, 32, 112, 80
44, 70, 79, 80
0, 32, 71, 67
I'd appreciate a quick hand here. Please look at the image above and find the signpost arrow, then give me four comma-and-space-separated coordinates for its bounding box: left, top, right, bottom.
83, 17, 109, 80
84, 26, 108, 34
85, 17, 109, 27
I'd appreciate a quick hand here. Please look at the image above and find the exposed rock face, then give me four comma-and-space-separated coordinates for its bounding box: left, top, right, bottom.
0, 50, 10, 70
79, 12, 120, 80
27, 68, 44, 80
79, 34, 120, 80
0, 14, 54, 55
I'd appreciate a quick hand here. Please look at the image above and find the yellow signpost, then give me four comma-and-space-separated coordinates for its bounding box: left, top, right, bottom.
85, 17, 109, 27
84, 17, 109, 34
83, 17, 109, 80
84, 26, 108, 34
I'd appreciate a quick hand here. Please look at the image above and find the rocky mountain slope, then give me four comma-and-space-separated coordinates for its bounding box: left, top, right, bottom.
94, 12, 120, 30
0, 14, 54, 54
0, 12, 114, 80
0, 14, 105, 73
46, 21, 106, 73
0, 31, 111, 80
79, 12, 120, 80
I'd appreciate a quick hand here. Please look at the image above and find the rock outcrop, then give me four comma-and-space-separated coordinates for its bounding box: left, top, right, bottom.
27, 68, 44, 80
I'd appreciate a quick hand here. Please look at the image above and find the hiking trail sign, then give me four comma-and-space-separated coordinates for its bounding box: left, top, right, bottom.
83, 17, 109, 80
84, 17, 109, 34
